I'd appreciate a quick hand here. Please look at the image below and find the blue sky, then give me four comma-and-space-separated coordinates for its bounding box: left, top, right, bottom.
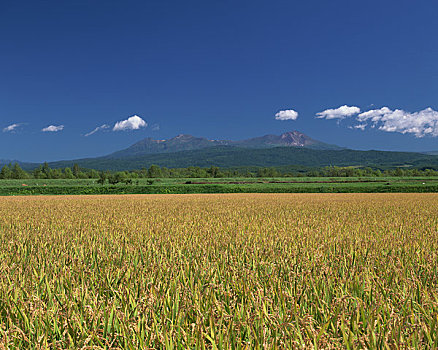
1, 0, 438, 162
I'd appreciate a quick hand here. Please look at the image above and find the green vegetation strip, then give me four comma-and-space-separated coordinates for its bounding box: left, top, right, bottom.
2, 183, 438, 195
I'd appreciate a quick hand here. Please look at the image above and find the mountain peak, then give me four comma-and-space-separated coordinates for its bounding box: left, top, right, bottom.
279, 131, 316, 147
281, 130, 303, 137
171, 134, 197, 141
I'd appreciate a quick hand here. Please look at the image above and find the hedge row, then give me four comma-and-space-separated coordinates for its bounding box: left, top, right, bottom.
1, 184, 438, 196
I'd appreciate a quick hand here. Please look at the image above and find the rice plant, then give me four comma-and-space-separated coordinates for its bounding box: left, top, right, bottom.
0, 193, 437, 348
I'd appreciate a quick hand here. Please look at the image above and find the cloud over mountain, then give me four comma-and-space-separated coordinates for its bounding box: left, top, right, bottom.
42, 125, 64, 132
275, 109, 298, 121
85, 124, 110, 137
316, 105, 361, 120
317, 105, 438, 138
356, 107, 438, 137
113, 115, 147, 131
357, 107, 392, 122
3, 123, 21, 133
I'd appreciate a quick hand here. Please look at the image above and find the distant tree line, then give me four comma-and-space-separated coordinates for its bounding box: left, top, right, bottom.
1, 162, 438, 181
0, 162, 99, 180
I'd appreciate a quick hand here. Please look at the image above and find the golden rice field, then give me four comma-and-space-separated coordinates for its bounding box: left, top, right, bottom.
0, 193, 438, 349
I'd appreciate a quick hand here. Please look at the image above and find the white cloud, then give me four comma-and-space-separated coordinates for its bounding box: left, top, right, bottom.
353, 107, 438, 137
316, 105, 361, 119
151, 123, 160, 131
3, 123, 21, 133
275, 109, 299, 121
42, 125, 64, 132
84, 124, 110, 137
357, 107, 392, 122
378, 108, 438, 137
353, 123, 367, 131
113, 115, 147, 131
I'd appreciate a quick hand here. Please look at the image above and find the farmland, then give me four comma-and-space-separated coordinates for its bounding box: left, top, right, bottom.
1, 176, 438, 195
1, 193, 437, 348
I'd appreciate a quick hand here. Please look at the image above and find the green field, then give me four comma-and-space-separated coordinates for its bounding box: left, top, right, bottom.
1, 176, 438, 195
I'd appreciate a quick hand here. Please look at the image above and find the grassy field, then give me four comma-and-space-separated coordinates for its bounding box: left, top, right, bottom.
1, 193, 437, 348
1, 176, 438, 195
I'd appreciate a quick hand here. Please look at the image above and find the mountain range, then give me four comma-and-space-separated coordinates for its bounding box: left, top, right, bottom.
106, 131, 342, 159
3, 131, 438, 171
